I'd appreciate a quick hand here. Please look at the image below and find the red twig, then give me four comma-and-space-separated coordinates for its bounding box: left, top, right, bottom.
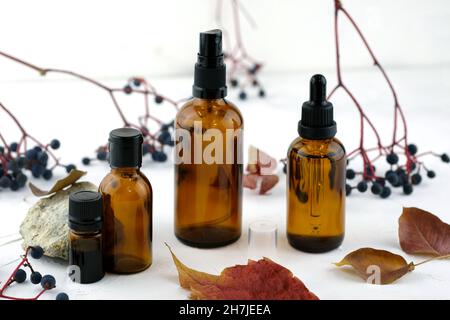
216, 0, 265, 96
0, 247, 50, 300
328, 0, 414, 180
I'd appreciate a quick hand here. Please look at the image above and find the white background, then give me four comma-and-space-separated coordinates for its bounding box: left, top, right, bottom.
1, 0, 450, 300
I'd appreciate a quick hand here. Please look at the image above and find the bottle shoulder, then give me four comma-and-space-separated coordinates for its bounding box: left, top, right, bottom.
99, 170, 152, 196
288, 137, 346, 160
176, 98, 243, 130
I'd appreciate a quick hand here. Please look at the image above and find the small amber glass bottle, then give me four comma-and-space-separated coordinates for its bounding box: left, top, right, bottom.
174, 29, 243, 248
99, 128, 152, 273
287, 75, 346, 253
68, 190, 104, 284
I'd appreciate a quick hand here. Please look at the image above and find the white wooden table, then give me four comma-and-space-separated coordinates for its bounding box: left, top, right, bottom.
1, 68, 450, 299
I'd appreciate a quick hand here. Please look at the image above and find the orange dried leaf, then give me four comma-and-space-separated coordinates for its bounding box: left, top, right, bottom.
399, 207, 450, 256
28, 169, 87, 197
166, 244, 318, 300
335, 248, 415, 285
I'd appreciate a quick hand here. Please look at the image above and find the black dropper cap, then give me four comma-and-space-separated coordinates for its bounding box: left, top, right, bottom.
192, 29, 227, 99
69, 191, 102, 232
108, 128, 143, 168
298, 74, 337, 140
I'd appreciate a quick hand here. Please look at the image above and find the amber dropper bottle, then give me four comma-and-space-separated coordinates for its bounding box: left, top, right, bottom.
287, 74, 346, 253
174, 29, 243, 248
68, 190, 104, 284
99, 128, 152, 273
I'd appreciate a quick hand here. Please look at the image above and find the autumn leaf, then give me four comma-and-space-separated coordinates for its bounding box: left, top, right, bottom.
244, 146, 279, 194
166, 244, 319, 300
335, 248, 415, 285
260, 175, 279, 194
243, 174, 258, 189
28, 169, 86, 197
399, 207, 450, 256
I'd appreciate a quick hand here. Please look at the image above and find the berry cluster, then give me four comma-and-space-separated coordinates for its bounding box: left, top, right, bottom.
81, 77, 177, 166
0, 246, 68, 300
216, 0, 266, 100
0, 103, 74, 192
345, 145, 449, 198
0, 51, 182, 171
326, 1, 449, 199
229, 72, 266, 101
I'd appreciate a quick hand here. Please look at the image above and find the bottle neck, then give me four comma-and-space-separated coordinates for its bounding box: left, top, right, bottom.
70, 229, 101, 236
110, 166, 140, 174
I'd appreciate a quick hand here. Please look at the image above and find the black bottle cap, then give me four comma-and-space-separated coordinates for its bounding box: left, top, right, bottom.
69, 191, 102, 232
192, 29, 227, 99
108, 128, 143, 168
298, 74, 337, 140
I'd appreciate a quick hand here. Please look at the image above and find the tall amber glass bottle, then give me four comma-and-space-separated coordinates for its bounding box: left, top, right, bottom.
174, 29, 243, 248
99, 128, 152, 273
287, 75, 346, 253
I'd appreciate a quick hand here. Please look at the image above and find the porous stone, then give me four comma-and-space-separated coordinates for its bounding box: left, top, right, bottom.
20, 181, 97, 261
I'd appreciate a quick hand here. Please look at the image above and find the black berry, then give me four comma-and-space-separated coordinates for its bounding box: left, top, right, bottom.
13, 269, 27, 283
50, 139, 61, 150
152, 150, 167, 162
30, 246, 44, 259
65, 164, 76, 173
371, 182, 383, 195
123, 85, 132, 94
345, 184, 352, 196
154, 95, 164, 104
258, 89, 266, 97
385, 170, 399, 186
357, 181, 368, 193
403, 184, 413, 195
97, 151, 107, 161
43, 169, 53, 180
239, 91, 247, 100
41, 275, 56, 289
82, 157, 91, 165
30, 272, 42, 285
386, 153, 399, 165
230, 79, 238, 87
441, 153, 450, 163
346, 169, 356, 180
411, 173, 422, 185
407, 144, 418, 156
427, 170, 436, 178
9, 142, 19, 152
56, 292, 69, 300
380, 186, 391, 199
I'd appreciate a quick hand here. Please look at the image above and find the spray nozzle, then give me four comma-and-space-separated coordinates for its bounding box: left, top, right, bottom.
298, 74, 337, 140
193, 29, 227, 99
199, 29, 222, 57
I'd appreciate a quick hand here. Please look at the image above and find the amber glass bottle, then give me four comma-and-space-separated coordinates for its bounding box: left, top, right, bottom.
68, 190, 104, 284
174, 29, 243, 248
287, 75, 346, 253
99, 128, 152, 273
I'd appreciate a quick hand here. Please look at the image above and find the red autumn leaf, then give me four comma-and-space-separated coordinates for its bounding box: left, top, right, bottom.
399, 207, 450, 256
167, 244, 319, 300
259, 174, 279, 195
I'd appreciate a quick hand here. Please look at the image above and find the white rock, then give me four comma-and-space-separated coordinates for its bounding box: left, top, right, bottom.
20, 181, 97, 260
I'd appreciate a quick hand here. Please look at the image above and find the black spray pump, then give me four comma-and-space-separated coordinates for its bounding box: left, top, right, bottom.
192, 29, 227, 99
298, 74, 337, 140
